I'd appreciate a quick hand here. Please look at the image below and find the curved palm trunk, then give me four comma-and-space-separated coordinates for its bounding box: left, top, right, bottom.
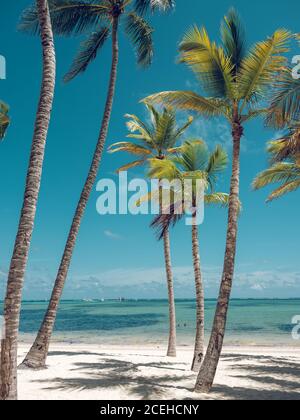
163, 227, 177, 358
195, 121, 242, 393
191, 221, 205, 372
20, 18, 119, 370
0, 0, 56, 400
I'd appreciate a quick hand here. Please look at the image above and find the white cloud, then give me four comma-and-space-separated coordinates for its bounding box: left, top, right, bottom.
1, 264, 299, 301
104, 230, 122, 240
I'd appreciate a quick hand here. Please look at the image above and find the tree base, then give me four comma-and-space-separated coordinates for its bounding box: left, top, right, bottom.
18, 359, 47, 371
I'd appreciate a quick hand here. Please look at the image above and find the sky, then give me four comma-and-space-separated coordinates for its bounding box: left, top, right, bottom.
0, 0, 299, 300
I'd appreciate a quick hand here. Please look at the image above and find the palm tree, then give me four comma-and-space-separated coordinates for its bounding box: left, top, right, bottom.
0, 0, 56, 401
143, 8, 291, 392
109, 104, 194, 357
149, 140, 229, 371
19, 0, 175, 369
0, 102, 10, 140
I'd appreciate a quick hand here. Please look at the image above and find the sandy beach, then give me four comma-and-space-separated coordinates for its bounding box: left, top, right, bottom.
17, 344, 300, 400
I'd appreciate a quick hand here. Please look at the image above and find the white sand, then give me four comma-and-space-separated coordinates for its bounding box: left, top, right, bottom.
18, 344, 300, 400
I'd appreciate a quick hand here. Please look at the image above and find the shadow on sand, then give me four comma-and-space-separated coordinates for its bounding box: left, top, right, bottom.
33, 351, 300, 400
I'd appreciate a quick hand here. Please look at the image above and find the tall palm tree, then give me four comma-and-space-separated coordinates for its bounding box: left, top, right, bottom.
0, 0, 56, 401
0, 102, 10, 140
109, 104, 194, 357
19, 0, 175, 370
149, 140, 229, 371
144, 8, 291, 392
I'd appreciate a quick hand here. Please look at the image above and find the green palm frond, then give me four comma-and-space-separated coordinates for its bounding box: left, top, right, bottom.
64, 26, 110, 82
204, 192, 229, 207
266, 178, 300, 201
206, 145, 228, 189
19, 0, 107, 36
220, 8, 246, 74
134, 0, 175, 15
238, 29, 291, 104
266, 68, 300, 128
0, 101, 10, 140
108, 141, 152, 156
174, 116, 194, 140
253, 162, 300, 189
240, 108, 268, 123
179, 26, 235, 98
110, 104, 194, 175
148, 158, 182, 181
114, 158, 148, 173
154, 109, 177, 150
267, 126, 300, 162
178, 140, 208, 172
143, 91, 230, 117
125, 113, 153, 144
125, 12, 154, 67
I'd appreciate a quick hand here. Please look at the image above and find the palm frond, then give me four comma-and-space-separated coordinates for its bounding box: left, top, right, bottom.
64, 26, 110, 82
19, 0, 106, 36
253, 162, 300, 189
125, 113, 153, 144
241, 108, 268, 123
148, 158, 182, 181
151, 201, 184, 240
238, 29, 291, 104
174, 116, 194, 139
108, 141, 152, 156
143, 91, 230, 117
154, 109, 177, 151
266, 178, 300, 201
114, 158, 148, 173
266, 68, 300, 128
134, 0, 175, 15
206, 145, 228, 189
178, 140, 208, 172
179, 26, 235, 98
204, 192, 229, 207
125, 12, 153, 68
267, 126, 300, 162
221, 8, 246, 73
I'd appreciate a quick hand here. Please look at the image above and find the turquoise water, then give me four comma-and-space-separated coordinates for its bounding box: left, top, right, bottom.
1, 299, 300, 346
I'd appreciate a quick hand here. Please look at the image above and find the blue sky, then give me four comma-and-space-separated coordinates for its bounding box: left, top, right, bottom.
0, 0, 299, 300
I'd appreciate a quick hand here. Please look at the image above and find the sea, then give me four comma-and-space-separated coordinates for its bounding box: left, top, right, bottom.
1, 299, 300, 347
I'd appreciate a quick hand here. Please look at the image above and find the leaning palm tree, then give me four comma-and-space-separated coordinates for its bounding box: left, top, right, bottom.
19, 0, 175, 369
109, 104, 193, 357
144, 8, 291, 392
0, 102, 10, 140
149, 140, 229, 372
0, 0, 56, 401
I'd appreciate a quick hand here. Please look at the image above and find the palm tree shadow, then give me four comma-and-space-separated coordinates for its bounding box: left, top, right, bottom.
34, 355, 195, 399
211, 353, 300, 400
32, 352, 300, 400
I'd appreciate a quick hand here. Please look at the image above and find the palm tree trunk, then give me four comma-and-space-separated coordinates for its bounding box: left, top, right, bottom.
163, 227, 177, 358
195, 121, 242, 393
0, 0, 56, 400
20, 17, 119, 370
191, 221, 205, 372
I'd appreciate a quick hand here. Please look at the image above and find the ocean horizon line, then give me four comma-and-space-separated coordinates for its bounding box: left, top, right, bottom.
1, 297, 300, 304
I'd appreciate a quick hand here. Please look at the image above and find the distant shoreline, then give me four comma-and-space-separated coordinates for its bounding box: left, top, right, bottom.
2, 297, 300, 303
